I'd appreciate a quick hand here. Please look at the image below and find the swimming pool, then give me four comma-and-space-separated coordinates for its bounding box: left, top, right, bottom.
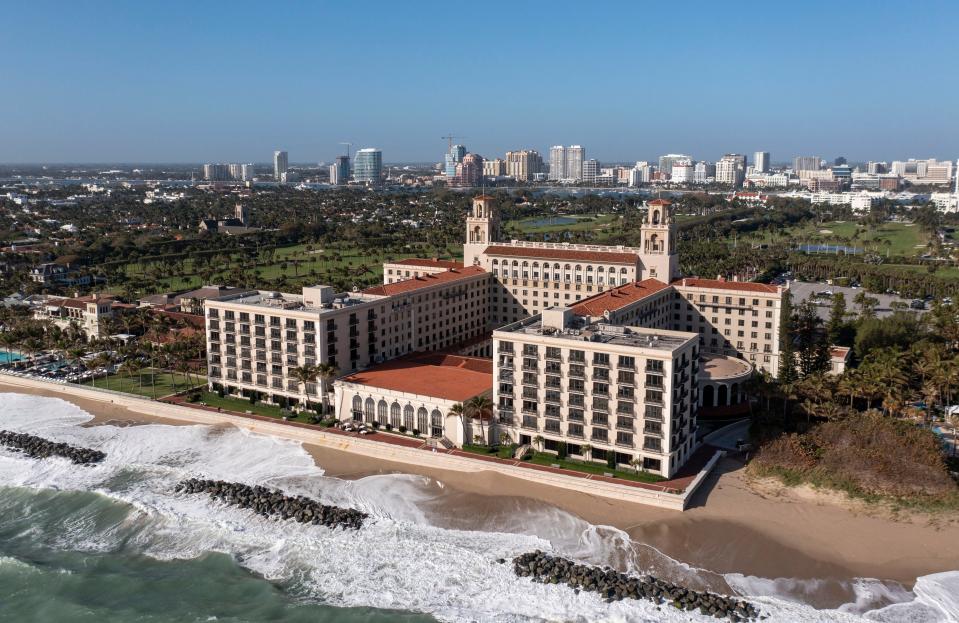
0, 350, 22, 364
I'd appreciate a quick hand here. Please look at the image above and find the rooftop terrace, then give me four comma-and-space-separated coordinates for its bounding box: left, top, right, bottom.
209, 286, 384, 314
497, 311, 695, 353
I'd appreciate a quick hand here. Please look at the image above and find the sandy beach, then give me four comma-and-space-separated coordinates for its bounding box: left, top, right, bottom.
4, 379, 958, 588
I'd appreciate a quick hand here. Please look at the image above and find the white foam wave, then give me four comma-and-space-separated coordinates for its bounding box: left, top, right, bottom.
1, 392, 956, 623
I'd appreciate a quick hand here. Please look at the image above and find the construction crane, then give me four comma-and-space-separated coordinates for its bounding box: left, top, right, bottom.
441, 134, 465, 152
338, 142, 352, 159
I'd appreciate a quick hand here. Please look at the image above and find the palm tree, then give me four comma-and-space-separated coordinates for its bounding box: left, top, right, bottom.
93, 352, 114, 390
465, 395, 493, 445
449, 402, 467, 445
580, 443, 592, 462
314, 362, 338, 415
290, 365, 317, 406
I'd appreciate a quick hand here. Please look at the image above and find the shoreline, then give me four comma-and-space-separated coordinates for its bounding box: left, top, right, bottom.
3, 379, 959, 587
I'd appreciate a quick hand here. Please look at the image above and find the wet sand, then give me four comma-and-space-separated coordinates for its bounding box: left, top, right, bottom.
5, 381, 959, 587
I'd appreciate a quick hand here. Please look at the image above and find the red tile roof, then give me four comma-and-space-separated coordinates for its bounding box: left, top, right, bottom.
571, 279, 670, 316
473, 194, 495, 201
362, 266, 487, 296
830, 346, 851, 360
672, 277, 780, 294
339, 353, 493, 402
389, 258, 464, 269
647, 198, 672, 206
483, 245, 639, 264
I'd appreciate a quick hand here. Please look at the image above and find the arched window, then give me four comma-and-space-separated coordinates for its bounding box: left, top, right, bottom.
521, 261, 529, 279
352, 395, 363, 419
417, 407, 429, 435
531, 262, 540, 280
377, 399, 388, 425
511, 260, 519, 279
652, 209, 661, 224
430, 409, 443, 438
364, 397, 375, 423
391, 402, 401, 427
586, 265, 594, 284
564, 264, 572, 283
574, 264, 582, 283
404, 404, 414, 430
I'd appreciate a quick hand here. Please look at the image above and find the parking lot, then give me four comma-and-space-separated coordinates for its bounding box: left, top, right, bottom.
788, 281, 931, 321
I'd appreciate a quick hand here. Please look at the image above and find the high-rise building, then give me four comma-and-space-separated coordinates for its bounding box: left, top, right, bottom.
867, 161, 887, 175
330, 155, 350, 185
353, 148, 383, 184
834, 156, 847, 166
453, 153, 484, 187
670, 160, 694, 184
483, 158, 506, 177
693, 161, 715, 183
582, 159, 599, 184
444, 144, 466, 178
549, 146, 567, 181
793, 156, 820, 172
566, 146, 585, 181
658, 154, 692, 176
240, 164, 255, 181
505, 150, 544, 182
716, 154, 746, 186
273, 151, 289, 182
754, 151, 770, 174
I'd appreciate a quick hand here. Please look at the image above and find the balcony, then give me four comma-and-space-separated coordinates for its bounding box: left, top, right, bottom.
521, 416, 539, 431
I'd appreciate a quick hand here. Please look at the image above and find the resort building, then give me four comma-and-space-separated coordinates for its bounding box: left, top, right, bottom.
34, 293, 117, 339
202, 193, 786, 476
204, 268, 492, 407
493, 307, 699, 478
670, 278, 784, 377
382, 258, 464, 284
333, 352, 494, 446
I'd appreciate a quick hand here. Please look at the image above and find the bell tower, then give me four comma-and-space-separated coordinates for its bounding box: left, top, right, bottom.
464, 194, 499, 266
640, 199, 679, 281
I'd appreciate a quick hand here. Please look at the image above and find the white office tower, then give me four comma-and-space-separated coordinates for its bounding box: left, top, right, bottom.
549, 146, 567, 181
658, 154, 692, 176
353, 148, 383, 184
754, 151, 770, 173
716, 154, 746, 186
671, 160, 694, 183
273, 150, 289, 181
566, 145, 585, 181
582, 159, 599, 184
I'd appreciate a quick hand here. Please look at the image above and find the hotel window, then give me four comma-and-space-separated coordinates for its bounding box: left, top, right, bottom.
616, 431, 634, 446
568, 423, 584, 437
591, 428, 609, 443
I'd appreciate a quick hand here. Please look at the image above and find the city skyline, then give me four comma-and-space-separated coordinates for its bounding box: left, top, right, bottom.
2, 1, 958, 164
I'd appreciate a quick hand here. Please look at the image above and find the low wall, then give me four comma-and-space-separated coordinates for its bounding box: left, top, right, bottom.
0, 373, 718, 511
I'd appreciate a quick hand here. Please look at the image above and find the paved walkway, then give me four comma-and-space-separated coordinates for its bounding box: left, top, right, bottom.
163, 395, 709, 494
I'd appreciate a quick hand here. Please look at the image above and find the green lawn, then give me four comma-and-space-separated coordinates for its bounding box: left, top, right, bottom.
507, 213, 622, 238
460, 445, 665, 484
115, 240, 465, 295
190, 391, 294, 419
81, 368, 203, 398
745, 220, 929, 257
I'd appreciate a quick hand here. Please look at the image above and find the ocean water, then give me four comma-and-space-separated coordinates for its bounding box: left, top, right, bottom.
0, 392, 957, 623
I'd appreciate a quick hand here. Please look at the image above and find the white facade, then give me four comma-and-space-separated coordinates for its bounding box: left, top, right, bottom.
754, 151, 770, 173
494, 311, 699, 478
671, 160, 694, 184
273, 150, 288, 181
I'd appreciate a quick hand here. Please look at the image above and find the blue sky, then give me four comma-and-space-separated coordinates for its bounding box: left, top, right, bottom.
2, 0, 957, 164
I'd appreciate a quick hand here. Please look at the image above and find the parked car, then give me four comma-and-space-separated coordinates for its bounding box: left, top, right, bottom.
910, 299, 926, 310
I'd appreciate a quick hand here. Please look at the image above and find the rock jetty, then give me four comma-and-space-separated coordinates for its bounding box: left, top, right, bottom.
175, 478, 367, 530
511, 551, 761, 621
0, 430, 106, 464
